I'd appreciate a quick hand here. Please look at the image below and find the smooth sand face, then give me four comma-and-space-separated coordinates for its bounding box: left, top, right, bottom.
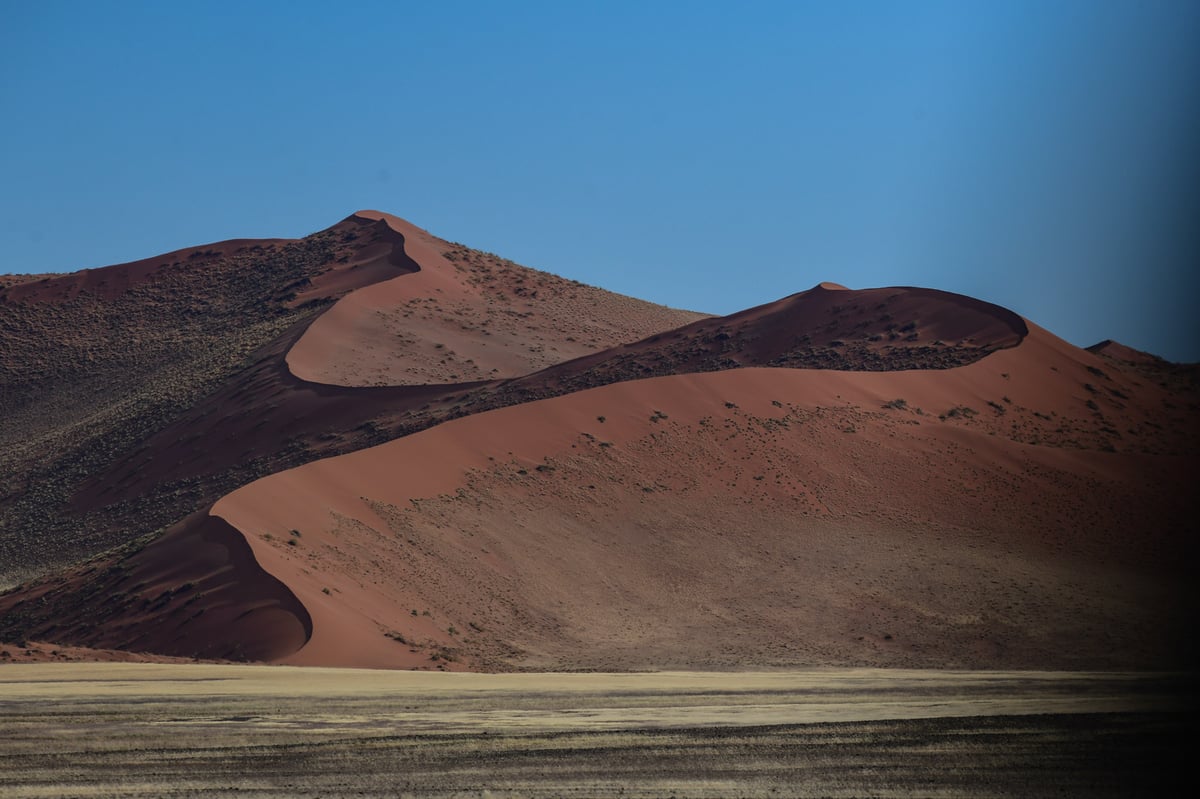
206, 321, 1196, 671
4, 216, 1194, 673
286, 211, 707, 387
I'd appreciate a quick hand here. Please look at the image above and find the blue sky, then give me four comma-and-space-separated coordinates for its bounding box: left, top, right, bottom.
3, 1, 1198, 360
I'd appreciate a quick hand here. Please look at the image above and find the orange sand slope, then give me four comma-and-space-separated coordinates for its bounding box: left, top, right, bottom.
205, 323, 1193, 671
1, 210, 1195, 673
286, 211, 708, 387
2, 294, 1194, 671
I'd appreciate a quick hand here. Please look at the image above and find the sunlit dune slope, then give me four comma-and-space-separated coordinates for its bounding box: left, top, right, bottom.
2, 211, 1196, 673
7, 319, 1192, 670
286, 211, 709, 387
217, 323, 1198, 671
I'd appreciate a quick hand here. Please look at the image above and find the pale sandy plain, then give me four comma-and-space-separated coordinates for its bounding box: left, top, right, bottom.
0, 663, 1191, 798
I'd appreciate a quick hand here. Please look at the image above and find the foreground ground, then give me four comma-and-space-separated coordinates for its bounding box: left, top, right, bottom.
0, 665, 1191, 798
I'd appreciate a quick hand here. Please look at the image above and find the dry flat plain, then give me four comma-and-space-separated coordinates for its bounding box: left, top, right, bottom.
0, 664, 1191, 798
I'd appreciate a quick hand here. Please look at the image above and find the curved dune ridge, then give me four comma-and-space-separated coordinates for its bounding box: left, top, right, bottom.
513, 282, 1030, 394
285, 211, 709, 387
0, 513, 310, 662
5, 282, 1194, 668
2, 209, 1195, 670
204, 321, 1193, 671
66, 280, 1029, 520
0, 211, 444, 580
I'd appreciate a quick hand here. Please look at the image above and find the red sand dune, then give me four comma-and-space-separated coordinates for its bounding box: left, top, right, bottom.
287, 211, 708, 387
0, 513, 308, 662
69, 281, 1031, 527
203, 321, 1195, 671
2, 212, 1195, 672
1086, 338, 1166, 365
10, 318, 1186, 670
499, 281, 1030, 400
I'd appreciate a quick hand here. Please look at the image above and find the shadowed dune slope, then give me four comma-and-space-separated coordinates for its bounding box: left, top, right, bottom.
286, 211, 709, 387
2, 211, 1196, 672
0, 238, 293, 304
1087, 339, 1166, 365
70, 282, 1031, 532
0, 513, 309, 662
3, 298, 1196, 669
481, 283, 1029, 408
9, 320, 1189, 671
0, 214, 426, 578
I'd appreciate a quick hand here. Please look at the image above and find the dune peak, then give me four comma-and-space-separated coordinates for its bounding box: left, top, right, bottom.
1086, 339, 1167, 364
348, 209, 427, 236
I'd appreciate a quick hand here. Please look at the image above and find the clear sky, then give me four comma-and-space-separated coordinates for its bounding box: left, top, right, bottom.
3, 1, 1198, 360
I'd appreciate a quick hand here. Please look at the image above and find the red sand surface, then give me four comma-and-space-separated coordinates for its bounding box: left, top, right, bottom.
188, 322, 1191, 670
2, 214, 1195, 673
286, 211, 707, 387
